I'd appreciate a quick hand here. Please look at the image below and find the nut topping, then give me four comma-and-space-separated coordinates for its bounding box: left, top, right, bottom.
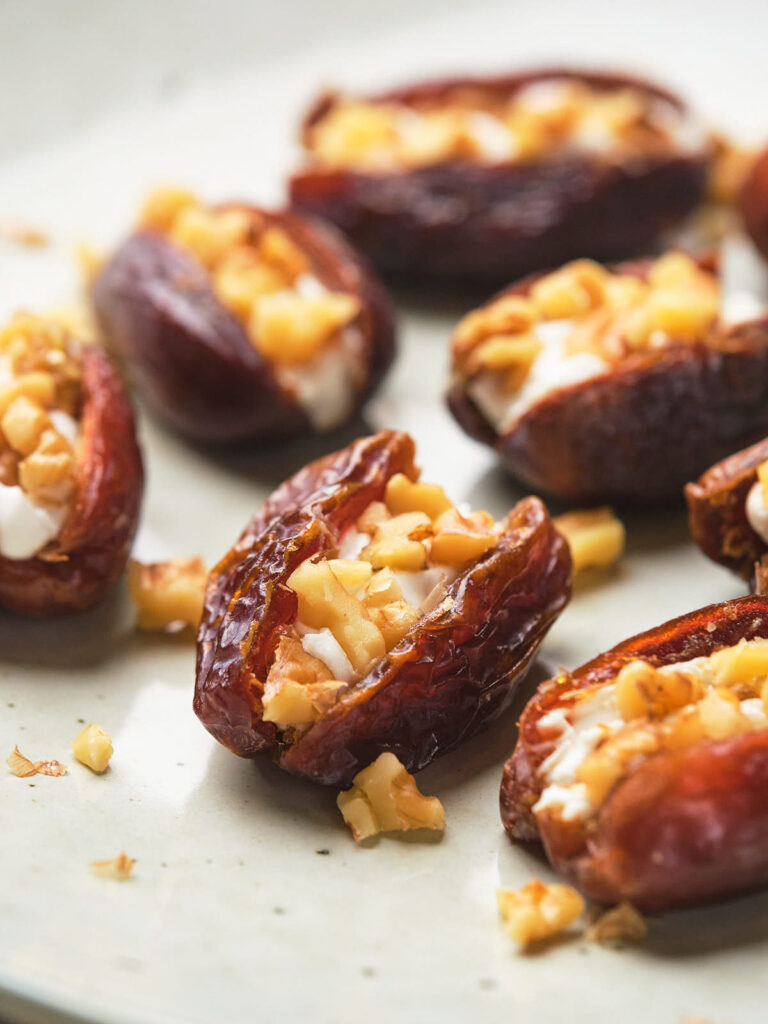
553, 508, 625, 575
71, 723, 113, 774
496, 879, 585, 948
337, 752, 445, 841
128, 557, 207, 632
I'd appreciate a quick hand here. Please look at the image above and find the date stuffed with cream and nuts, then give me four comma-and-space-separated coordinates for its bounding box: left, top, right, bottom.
448, 250, 768, 503
194, 430, 570, 786
91, 188, 395, 442
501, 596, 768, 911
0, 313, 142, 614
290, 69, 710, 282
686, 437, 768, 585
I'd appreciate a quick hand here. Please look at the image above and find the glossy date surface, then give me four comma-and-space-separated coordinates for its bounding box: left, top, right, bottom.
500, 596, 768, 910
194, 430, 571, 786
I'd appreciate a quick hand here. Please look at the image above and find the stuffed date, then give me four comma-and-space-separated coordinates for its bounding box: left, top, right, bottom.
0, 313, 142, 615
740, 144, 768, 262
91, 188, 395, 442
448, 250, 768, 503
289, 68, 711, 282
686, 436, 768, 584
194, 430, 571, 786
501, 595, 768, 911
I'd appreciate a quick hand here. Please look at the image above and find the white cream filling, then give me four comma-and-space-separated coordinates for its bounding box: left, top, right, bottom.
746, 480, 768, 546
0, 485, 69, 560
467, 317, 608, 432
337, 526, 369, 561
278, 324, 365, 433
297, 627, 356, 684
721, 290, 768, 327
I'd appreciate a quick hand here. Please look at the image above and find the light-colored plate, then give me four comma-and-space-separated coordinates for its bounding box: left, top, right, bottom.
1, 1, 767, 1021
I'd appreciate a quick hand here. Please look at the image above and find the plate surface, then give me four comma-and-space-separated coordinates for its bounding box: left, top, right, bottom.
1, 1, 767, 1021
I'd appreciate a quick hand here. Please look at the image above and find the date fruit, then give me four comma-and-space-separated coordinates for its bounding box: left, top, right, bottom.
448, 251, 768, 503
0, 314, 143, 615
741, 145, 768, 262
91, 190, 395, 443
194, 430, 571, 786
290, 68, 711, 283
500, 595, 768, 911
686, 436, 768, 584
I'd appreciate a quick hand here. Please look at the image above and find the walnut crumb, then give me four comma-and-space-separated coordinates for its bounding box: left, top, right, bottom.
337, 752, 445, 842
586, 901, 647, 945
91, 852, 135, 880
497, 879, 585, 948
128, 557, 207, 632
6, 744, 67, 777
0, 222, 49, 247
72, 723, 113, 773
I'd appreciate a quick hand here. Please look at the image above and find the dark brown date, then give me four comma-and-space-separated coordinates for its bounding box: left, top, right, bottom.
194, 430, 571, 786
500, 596, 768, 911
91, 206, 395, 443
448, 256, 768, 503
0, 346, 143, 616
741, 145, 768, 262
290, 68, 710, 283
685, 437, 768, 583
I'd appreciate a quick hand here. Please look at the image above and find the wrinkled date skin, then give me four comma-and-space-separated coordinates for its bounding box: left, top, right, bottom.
91, 206, 396, 443
501, 596, 768, 911
686, 437, 768, 583
290, 69, 710, 283
741, 145, 768, 262
448, 256, 768, 504
0, 347, 143, 616
194, 430, 571, 786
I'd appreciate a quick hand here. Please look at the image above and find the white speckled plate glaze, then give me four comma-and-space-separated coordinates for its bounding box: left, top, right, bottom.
1, 0, 768, 1021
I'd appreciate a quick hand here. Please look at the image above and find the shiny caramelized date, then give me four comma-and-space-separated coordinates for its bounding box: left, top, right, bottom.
686, 437, 768, 584
741, 145, 768, 262
289, 69, 711, 283
448, 250, 768, 503
91, 189, 395, 443
0, 314, 142, 615
194, 430, 571, 785
500, 596, 768, 911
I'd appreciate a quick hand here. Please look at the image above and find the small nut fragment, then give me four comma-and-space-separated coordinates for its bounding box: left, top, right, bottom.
553, 507, 625, 575
615, 660, 699, 721
430, 508, 497, 567
453, 295, 536, 357
697, 687, 751, 741
251, 291, 360, 365
337, 752, 445, 842
586, 902, 647, 945
1, 395, 50, 456
467, 333, 543, 393
262, 635, 346, 726
18, 427, 75, 502
530, 261, 607, 320
169, 205, 252, 269
259, 227, 308, 281
128, 557, 208, 632
360, 511, 432, 571
496, 879, 585, 948
368, 599, 420, 650
139, 186, 198, 233
71, 723, 113, 773
709, 636, 768, 692
6, 745, 67, 777
384, 473, 452, 521
576, 726, 660, 804
91, 852, 135, 881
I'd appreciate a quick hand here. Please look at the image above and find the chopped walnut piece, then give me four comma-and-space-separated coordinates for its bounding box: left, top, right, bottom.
368, 599, 420, 650
576, 726, 660, 804
91, 852, 135, 881
169, 205, 252, 269
262, 635, 346, 726
18, 427, 75, 502
430, 508, 497, 567
360, 511, 432, 571
337, 752, 445, 841
496, 879, 585, 948
1, 395, 50, 456
384, 473, 452, 520
615, 660, 699, 721
709, 637, 768, 691
453, 295, 535, 358
586, 902, 647, 945
530, 260, 607, 320
128, 557, 208, 632
71, 723, 113, 774
138, 186, 198, 233
6, 745, 67, 777
251, 290, 360, 365
288, 559, 385, 674
553, 507, 625, 575
356, 500, 390, 535
259, 227, 309, 281
467, 333, 543, 393
697, 687, 751, 741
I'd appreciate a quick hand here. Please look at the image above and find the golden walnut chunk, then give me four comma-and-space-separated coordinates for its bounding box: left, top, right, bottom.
586, 901, 647, 946
709, 637, 768, 692
496, 879, 585, 949
251, 290, 360, 365
128, 557, 208, 632
72, 723, 113, 774
384, 473, 452, 521
430, 508, 497, 567
615, 660, 699, 722
1, 395, 50, 456
360, 511, 432, 571
467, 333, 543, 393
287, 559, 385, 675
453, 295, 535, 359
553, 507, 625, 575
530, 260, 607, 320
169, 205, 252, 269
337, 752, 445, 842
262, 636, 346, 727
576, 725, 660, 805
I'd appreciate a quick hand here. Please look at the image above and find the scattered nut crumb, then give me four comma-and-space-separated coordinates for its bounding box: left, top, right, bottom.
586, 901, 647, 945
337, 752, 445, 842
90, 852, 135, 880
72, 723, 113, 773
497, 879, 585, 949
553, 507, 625, 575
128, 557, 207, 632
6, 744, 67, 778
0, 222, 49, 247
